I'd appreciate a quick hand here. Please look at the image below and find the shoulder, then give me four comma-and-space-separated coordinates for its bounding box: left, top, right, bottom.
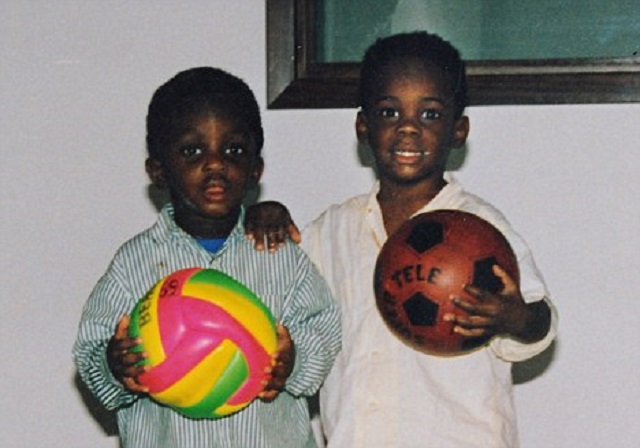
235, 232, 311, 269
110, 225, 161, 262
457, 192, 511, 230
433, 176, 530, 253
102, 215, 177, 288
436, 176, 513, 232
229, 237, 323, 299
304, 193, 369, 235
450, 190, 540, 271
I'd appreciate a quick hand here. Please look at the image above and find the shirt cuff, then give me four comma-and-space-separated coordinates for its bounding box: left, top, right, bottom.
490, 297, 558, 362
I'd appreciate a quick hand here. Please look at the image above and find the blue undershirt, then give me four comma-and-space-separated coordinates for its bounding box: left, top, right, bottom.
196, 237, 226, 254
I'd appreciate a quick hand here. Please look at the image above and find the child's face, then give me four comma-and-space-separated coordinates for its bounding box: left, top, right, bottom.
357, 59, 468, 186
147, 112, 263, 235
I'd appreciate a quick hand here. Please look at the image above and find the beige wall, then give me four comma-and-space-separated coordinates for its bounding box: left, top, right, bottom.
2, 2, 638, 447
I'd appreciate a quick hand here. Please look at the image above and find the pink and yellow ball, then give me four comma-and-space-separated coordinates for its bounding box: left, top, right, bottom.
128, 267, 277, 419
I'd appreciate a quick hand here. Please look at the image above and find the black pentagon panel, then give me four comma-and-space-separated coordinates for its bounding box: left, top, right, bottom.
472, 256, 504, 293
403, 293, 439, 326
406, 220, 444, 253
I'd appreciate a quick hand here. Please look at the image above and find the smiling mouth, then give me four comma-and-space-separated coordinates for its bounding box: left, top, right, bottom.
392, 148, 430, 160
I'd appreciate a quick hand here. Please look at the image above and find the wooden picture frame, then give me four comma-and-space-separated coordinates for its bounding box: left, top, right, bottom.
267, 0, 640, 109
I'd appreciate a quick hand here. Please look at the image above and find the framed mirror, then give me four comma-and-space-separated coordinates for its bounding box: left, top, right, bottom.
267, 0, 640, 108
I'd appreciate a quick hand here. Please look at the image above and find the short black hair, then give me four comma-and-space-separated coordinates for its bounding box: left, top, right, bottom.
358, 31, 468, 118
146, 67, 264, 161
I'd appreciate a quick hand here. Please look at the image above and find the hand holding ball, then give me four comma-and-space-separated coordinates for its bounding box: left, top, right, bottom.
374, 210, 519, 356
128, 268, 277, 419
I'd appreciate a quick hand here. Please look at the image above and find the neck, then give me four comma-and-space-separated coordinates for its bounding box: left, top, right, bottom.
377, 177, 446, 236
172, 205, 240, 239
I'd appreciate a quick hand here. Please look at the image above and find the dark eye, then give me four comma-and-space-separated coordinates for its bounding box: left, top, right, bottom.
373, 107, 399, 121
420, 109, 442, 121
224, 143, 247, 156
180, 146, 203, 160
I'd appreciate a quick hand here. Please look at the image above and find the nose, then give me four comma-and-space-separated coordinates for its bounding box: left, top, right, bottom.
396, 113, 421, 137
202, 149, 226, 173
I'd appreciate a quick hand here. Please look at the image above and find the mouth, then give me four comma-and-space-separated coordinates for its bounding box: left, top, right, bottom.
202, 178, 228, 200
391, 147, 429, 162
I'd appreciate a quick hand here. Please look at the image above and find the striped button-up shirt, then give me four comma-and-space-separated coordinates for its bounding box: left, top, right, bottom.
73, 205, 341, 448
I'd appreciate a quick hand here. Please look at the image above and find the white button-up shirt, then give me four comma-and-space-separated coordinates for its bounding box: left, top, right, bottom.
302, 174, 558, 448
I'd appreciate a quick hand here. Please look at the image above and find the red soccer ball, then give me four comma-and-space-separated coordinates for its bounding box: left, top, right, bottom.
374, 210, 519, 356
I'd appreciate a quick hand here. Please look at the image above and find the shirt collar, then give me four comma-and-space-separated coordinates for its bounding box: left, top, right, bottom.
365, 172, 464, 226
419, 172, 464, 214
365, 181, 387, 246
152, 203, 246, 250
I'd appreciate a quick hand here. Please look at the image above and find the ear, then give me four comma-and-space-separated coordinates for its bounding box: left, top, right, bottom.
250, 156, 264, 186
452, 116, 470, 149
355, 111, 370, 145
145, 158, 166, 188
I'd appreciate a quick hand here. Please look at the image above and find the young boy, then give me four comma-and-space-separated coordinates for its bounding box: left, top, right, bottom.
248, 32, 558, 447
73, 67, 341, 448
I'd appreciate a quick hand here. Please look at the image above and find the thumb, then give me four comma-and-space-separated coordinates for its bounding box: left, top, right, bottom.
492, 265, 518, 295
114, 315, 130, 339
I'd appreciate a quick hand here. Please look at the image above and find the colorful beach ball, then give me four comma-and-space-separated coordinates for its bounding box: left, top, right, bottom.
128, 267, 277, 419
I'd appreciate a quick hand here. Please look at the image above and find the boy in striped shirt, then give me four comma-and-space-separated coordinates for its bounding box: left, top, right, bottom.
73, 67, 341, 448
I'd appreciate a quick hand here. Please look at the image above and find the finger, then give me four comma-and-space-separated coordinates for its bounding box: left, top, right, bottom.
266, 228, 287, 252
258, 373, 279, 401
123, 376, 149, 394
289, 223, 302, 244
122, 349, 147, 367
248, 229, 268, 251
455, 295, 503, 319
277, 322, 291, 340
277, 325, 294, 359
492, 265, 518, 295
258, 389, 279, 402
114, 315, 130, 339
254, 239, 267, 251
460, 312, 495, 327
453, 326, 488, 337
244, 222, 256, 239
445, 309, 479, 326
461, 283, 491, 302
263, 370, 286, 391
119, 337, 144, 352
123, 363, 148, 378
261, 367, 273, 382
447, 314, 493, 337
109, 316, 138, 357
450, 294, 476, 311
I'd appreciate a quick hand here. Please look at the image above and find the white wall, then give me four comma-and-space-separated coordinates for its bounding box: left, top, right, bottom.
2, 2, 638, 447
